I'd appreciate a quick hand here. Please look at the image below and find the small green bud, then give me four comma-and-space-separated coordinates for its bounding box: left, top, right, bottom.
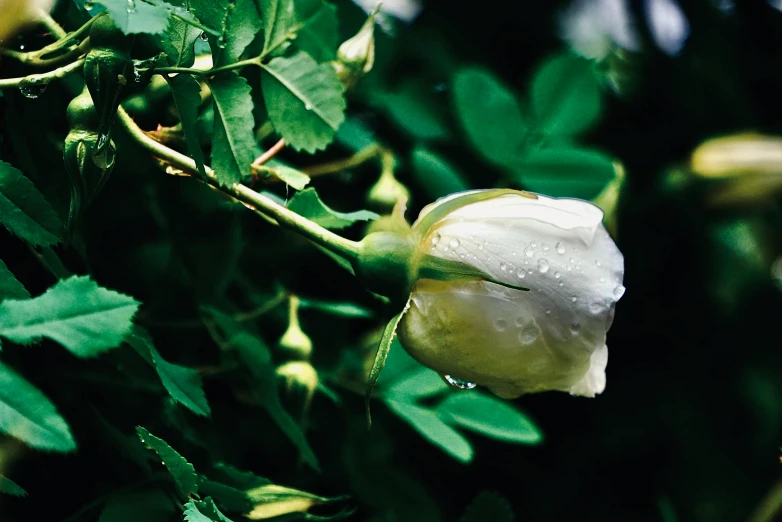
275, 361, 319, 418
333, 6, 379, 89
367, 150, 410, 211
277, 296, 313, 360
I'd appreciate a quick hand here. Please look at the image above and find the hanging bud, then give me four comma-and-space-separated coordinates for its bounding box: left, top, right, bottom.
333, 5, 379, 89
275, 361, 319, 418
367, 149, 411, 212
245, 483, 349, 520
277, 295, 313, 360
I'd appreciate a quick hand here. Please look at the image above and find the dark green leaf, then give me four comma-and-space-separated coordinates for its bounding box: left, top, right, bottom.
460, 491, 514, 522
410, 146, 470, 199
294, 0, 339, 62
97, 0, 171, 35
167, 74, 207, 178
531, 53, 601, 137
287, 188, 377, 230
209, 72, 261, 186
98, 489, 176, 522
198, 477, 254, 513
261, 52, 346, 152
0, 160, 63, 246
436, 392, 542, 444
380, 82, 451, 141
0, 276, 139, 357
126, 329, 211, 417
136, 426, 198, 497
511, 146, 616, 199
0, 474, 26, 497
452, 67, 526, 165
260, 0, 297, 56
202, 308, 319, 471
0, 361, 75, 452
366, 311, 404, 426
0, 259, 29, 300
220, 0, 263, 64
385, 399, 473, 463
211, 463, 270, 490
160, 16, 201, 67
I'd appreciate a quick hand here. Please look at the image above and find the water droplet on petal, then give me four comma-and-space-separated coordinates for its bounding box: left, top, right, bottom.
500, 262, 507, 271
520, 326, 539, 345
516, 268, 525, 278
542, 244, 549, 251
494, 319, 508, 331
558, 281, 564, 287
443, 375, 477, 390
531, 241, 537, 247
589, 301, 603, 314
524, 246, 535, 257
554, 272, 561, 279
571, 296, 578, 302
537, 258, 550, 273
431, 233, 441, 245
449, 238, 460, 248
570, 323, 581, 334
556, 242, 566, 254
614, 285, 626, 298
515, 316, 525, 326
545, 309, 551, 314
478, 242, 484, 250
595, 260, 602, 267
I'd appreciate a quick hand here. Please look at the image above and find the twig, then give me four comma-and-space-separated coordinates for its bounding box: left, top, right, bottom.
302, 144, 383, 176
252, 138, 286, 168
0, 57, 85, 89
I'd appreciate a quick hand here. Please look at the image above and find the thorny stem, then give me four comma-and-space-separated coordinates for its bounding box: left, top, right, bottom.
0, 57, 85, 88
116, 108, 362, 263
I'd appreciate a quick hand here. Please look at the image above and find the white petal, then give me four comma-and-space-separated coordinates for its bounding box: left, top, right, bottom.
568, 344, 608, 397
645, 0, 690, 56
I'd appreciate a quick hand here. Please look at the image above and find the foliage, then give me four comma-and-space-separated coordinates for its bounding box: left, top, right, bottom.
1, 1, 781, 522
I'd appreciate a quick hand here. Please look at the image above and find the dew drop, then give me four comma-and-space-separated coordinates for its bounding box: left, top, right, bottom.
524, 246, 535, 257
520, 326, 539, 345
449, 238, 460, 248
516, 268, 525, 278
571, 296, 578, 303
531, 241, 537, 247
478, 242, 484, 250
443, 375, 477, 390
613, 285, 626, 298
595, 260, 602, 267
558, 281, 564, 287
216, 35, 227, 48
494, 319, 508, 331
589, 301, 603, 314
500, 262, 507, 271
442, 246, 449, 252
84, 0, 95, 8
305, 103, 312, 110
537, 258, 550, 273
554, 272, 561, 279
515, 316, 525, 326
556, 242, 566, 254
431, 233, 441, 245
126, 0, 136, 13
545, 309, 551, 314
18, 80, 47, 99
567, 265, 572, 271
199, 32, 209, 41
570, 323, 581, 335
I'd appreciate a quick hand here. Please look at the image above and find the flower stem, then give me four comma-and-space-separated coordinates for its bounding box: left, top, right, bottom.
116, 108, 361, 262
0, 58, 85, 89
252, 138, 286, 168
152, 56, 261, 77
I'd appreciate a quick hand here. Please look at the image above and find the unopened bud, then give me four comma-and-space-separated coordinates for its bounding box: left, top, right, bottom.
333, 5, 379, 89
277, 296, 313, 360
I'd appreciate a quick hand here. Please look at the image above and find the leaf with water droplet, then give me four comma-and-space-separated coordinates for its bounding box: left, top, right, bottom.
136, 426, 198, 497
94, 0, 170, 34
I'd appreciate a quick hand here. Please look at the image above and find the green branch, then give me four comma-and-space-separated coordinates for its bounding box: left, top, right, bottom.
0, 58, 85, 89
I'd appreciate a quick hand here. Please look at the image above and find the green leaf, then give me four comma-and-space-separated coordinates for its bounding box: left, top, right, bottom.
452, 67, 526, 165
365, 311, 404, 426
410, 146, 470, 199
136, 426, 198, 497
258, 160, 311, 190
211, 462, 270, 490
160, 16, 201, 67
98, 489, 176, 522
287, 188, 378, 230
380, 82, 451, 141
213, 0, 262, 65
198, 477, 254, 513
126, 329, 211, 417
297, 298, 372, 318
460, 491, 514, 522
0, 276, 139, 356
167, 74, 207, 179
184, 498, 233, 522
0, 360, 75, 452
294, 0, 339, 62
511, 146, 617, 199
436, 392, 542, 444
202, 308, 320, 471
531, 53, 602, 137
96, 0, 171, 35
209, 72, 261, 186
0, 160, 63, 246
260, 0, 297, 56
385, 399, 473, 463
261, 52, 346, 153
0, 259, 29, 300
386, 367, 449, 400
0, 474, 26, 497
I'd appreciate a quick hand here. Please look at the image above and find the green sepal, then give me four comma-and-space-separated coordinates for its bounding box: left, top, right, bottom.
417, 254, 530, 292
366, 307, 408, 428
63, 128, 116, 231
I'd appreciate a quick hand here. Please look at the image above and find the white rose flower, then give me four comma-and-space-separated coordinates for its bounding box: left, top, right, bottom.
395, 189, 625, 399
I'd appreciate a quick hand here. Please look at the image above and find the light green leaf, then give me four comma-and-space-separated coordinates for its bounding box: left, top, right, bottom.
410, 146, 470, 199
98, 489, 176, 522
260, 0, 297, 56
0, 276, 139, 356
0, 474, 26, 497
386, 367, 449, 400
185, 498, 233, 522
0, 360, 75, 452
287, 188, 377, 230
380, 82, 451, 141
184, 500, 215, 522
96, 0, 171, 35
167, 74, 207, 179
126, 329, 210, 417
385, 399, 473, 463
366, 311, 404, 426
191, 0, 260, 64
0, 160, 63, 246
0, 259, 29, 300
452, 67, 527, 165
160, 16, 201, 67
531, 53, 602, 137
261, 52, 346, 153
202, 308, 319, 471
294, 0, 338, 62
460, 491, 514, 522
258, 160, 311, 190
512, 146, 617, 199
436, 392, 542, 444
297, 298, 372, 318
209, 72, 262, 186
136, 426, 198, 497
